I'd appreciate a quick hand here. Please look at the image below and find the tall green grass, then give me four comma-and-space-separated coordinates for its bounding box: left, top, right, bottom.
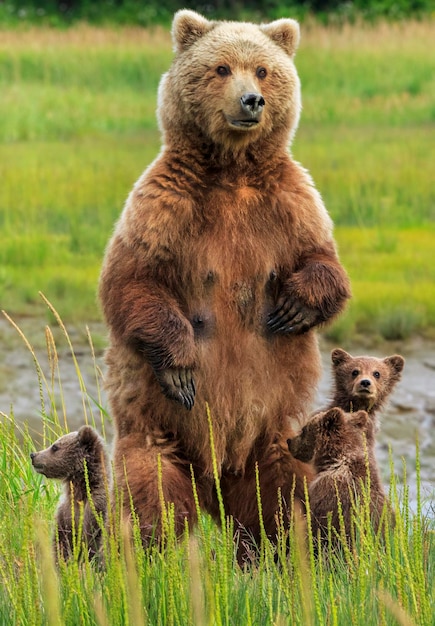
0, 308, 434, 624
0, 21, 434, 338
330, 226, 435, 342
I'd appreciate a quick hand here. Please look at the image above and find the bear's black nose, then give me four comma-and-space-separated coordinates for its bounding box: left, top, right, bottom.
360, 379, 371, 388
30, 452, 35, 459
240, 92, 265, 115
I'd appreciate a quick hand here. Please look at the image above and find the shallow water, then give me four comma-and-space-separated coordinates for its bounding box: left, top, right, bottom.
1, 315, 434, 513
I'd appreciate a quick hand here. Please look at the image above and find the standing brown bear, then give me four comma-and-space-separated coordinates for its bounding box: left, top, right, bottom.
30, 426, 109, 562
99, 10, 350, 554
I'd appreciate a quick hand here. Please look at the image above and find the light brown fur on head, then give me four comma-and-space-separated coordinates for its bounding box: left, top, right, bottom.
329, 348, 405, 418
31, 426, 109, 562
159, 10, 302, 157
288, 407, 389, 545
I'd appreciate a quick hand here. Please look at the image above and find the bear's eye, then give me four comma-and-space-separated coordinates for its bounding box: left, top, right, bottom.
351, 369, 359, 378
373, 371, 381, 379
256, 67, 267, 79
216, 65, 230, 77
51, 444, 59, 453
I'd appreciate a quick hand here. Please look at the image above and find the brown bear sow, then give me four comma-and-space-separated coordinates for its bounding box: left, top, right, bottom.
99, 10, 350, 554
328, 349, 405, 425
287, 408, 388, 546
30, 426, 109, 561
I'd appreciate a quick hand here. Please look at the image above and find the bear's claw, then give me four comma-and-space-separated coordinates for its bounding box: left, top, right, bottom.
267, 297, 322, 334
156, 367, 196, 410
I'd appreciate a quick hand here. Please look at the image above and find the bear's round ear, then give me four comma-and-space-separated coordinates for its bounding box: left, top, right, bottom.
384, 354, 405, 376
172, 10, 214, 53
322, 407, 344, 432
348, 409, 369, 430
260, 18, 300, 58
331, 348, 352, 367
78, 425, 97, 450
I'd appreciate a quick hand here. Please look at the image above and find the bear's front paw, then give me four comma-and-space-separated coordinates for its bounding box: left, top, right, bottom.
155, 368, 196, 410
267, 296, 322, 335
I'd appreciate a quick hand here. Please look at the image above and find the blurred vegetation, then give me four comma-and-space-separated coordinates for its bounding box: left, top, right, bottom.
1, 359, 434, 625
0, 0, 434, 27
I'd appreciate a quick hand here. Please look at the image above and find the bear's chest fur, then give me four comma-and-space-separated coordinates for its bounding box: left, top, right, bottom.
176, 184, 297, 331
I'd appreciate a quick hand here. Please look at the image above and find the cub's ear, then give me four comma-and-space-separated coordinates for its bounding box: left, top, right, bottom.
172, 10, 214, 53
331, 348, 352, 367
348, 410, 369, 430
78, 425, 98, 451
260, 18, 300, 57
321, 407, 344, 433
384, 354, 405, 376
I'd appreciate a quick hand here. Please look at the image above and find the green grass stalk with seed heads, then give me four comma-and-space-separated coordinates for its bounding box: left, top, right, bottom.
0, 303, 434, 624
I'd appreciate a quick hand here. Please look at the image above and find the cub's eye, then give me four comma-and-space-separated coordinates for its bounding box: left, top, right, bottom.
351, 369, 359, 378
216, 65, 230, 77
51, 444, 59, 453
373, 371, 381, 379
256, 67, 267, 79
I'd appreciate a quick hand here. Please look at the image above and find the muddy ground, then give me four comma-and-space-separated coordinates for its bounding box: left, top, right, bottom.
1, 315, 434, 514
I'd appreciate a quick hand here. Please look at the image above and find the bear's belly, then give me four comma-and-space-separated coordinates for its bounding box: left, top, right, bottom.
107, 240, 320, 474
106, 324, 320, 475
193, 327, 319, 471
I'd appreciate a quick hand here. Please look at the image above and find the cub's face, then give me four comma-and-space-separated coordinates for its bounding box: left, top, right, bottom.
331, 348, 405, 409
30, 426, 100, 480
30, 432, 82, 479
159, 11, 302, 148
287, 418, 318, 463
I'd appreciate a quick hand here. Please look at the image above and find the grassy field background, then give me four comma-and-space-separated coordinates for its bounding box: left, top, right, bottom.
0, 332, 433, 625
0, 20, 434, 341
1, 19, 435, 624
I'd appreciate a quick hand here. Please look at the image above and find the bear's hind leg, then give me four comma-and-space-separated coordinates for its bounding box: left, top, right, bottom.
220, 439, 310, 565
113, 436, 199, 544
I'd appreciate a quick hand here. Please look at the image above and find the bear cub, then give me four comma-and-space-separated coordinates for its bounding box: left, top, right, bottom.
288, 407, 389, 546
30, 426, 109, 562
326, 348, 405, 426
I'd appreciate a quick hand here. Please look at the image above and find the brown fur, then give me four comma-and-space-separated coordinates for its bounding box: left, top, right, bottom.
288, 408, 389, 547
218, 433, 314, 563
98, 10, 350, 551
30, 426, 109, 562
327, 348, 405, 425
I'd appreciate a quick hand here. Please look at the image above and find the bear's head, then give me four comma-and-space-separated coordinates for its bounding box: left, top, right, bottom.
330, 348, 405, 413
158, 10, 301, 154
287, 407, 372, 471
30, 426, 105, 481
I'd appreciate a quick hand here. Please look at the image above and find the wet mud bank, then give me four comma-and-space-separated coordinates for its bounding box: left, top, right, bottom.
1, 316, 434, 513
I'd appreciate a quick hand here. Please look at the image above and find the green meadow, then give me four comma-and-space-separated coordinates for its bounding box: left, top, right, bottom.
1, 20, 435, 339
